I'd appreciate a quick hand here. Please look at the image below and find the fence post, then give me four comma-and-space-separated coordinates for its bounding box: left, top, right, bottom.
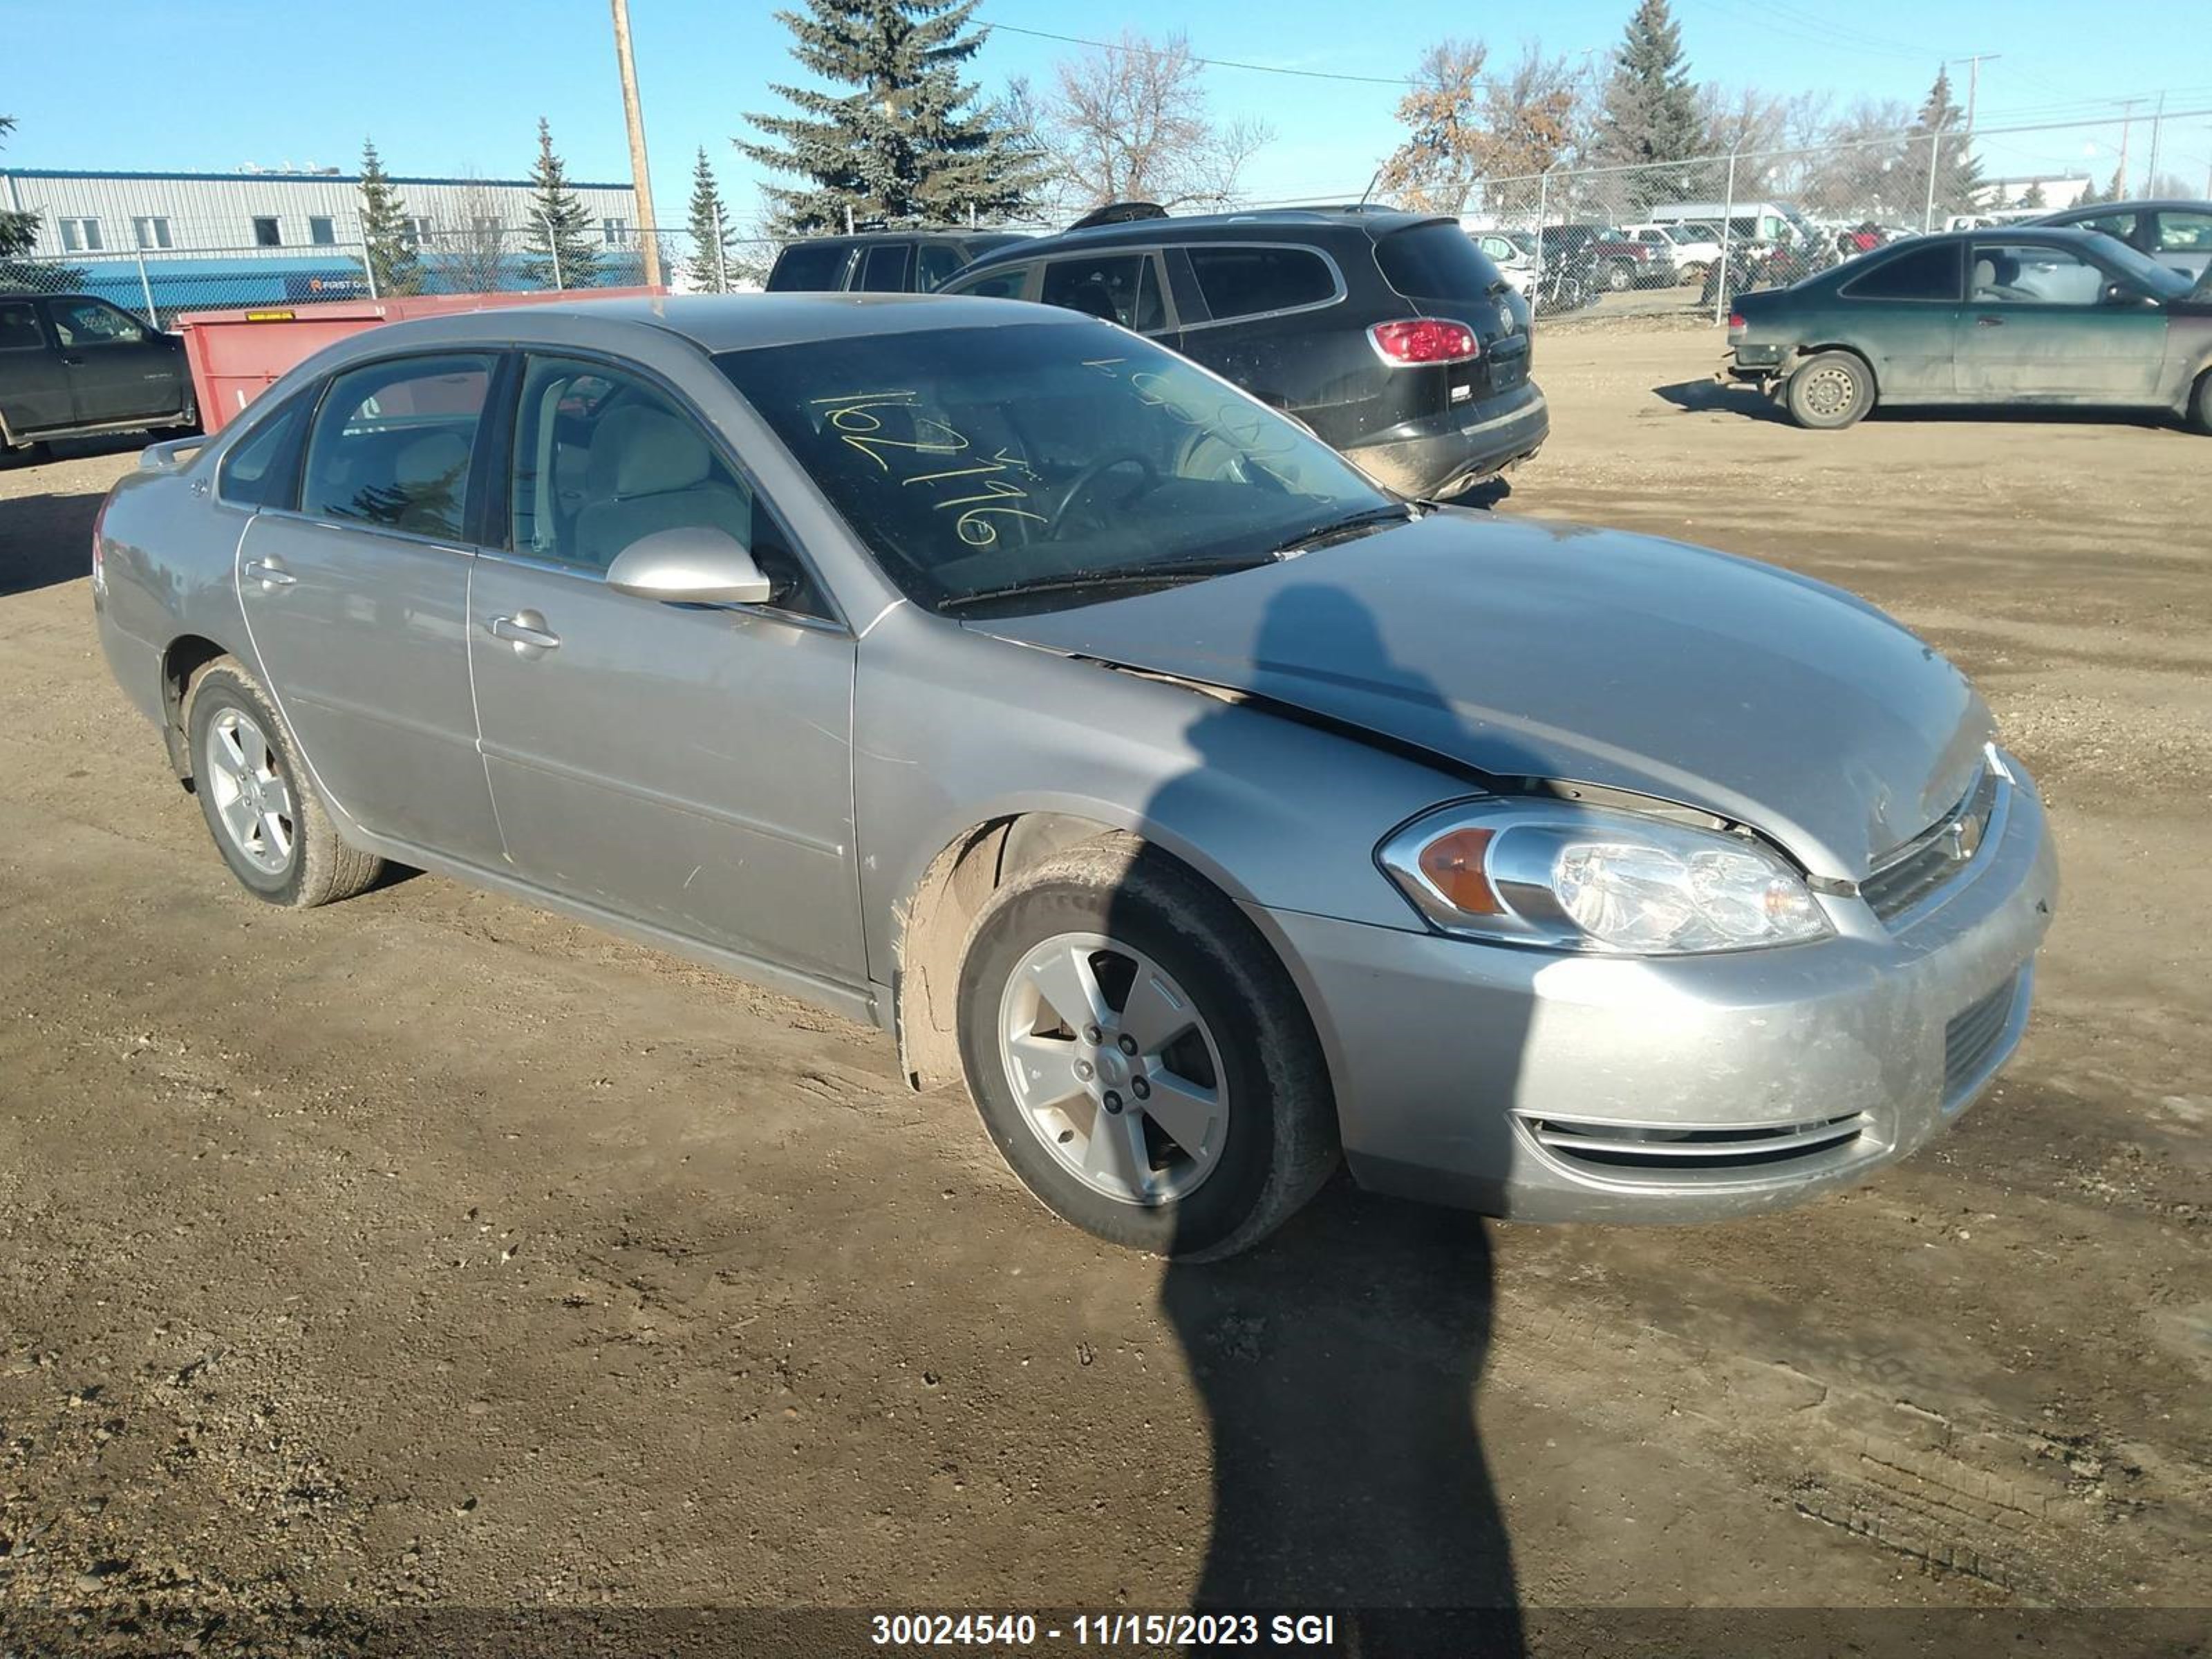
1714, 142, 1740, 326
359, 239, 379, 300
1921, 128, 1941, 234
1533, 164, 1558, 316
712, 203, 728, 292
132, 247, 158, 327
547, 215, 564, 290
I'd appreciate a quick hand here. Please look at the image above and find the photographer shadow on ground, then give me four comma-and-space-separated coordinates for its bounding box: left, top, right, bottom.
1103, 580, 1531, 1656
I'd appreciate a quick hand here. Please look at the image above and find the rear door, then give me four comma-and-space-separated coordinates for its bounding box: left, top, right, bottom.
1035, 250, 1172, 335
854, 241, 915, 292
237, 350, 503, 863
0, 298, 71, 437
1956, 240, 2168, 402
41, 296, 184, 423
1168, 242, 1353, 431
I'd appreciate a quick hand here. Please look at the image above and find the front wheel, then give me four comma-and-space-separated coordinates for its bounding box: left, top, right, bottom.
1783, 350, 1875, 430
1606, 260, 1635, 292
955, 835, 1338, 1259
2188, 368, 2212, 435
185, 657, 384, 907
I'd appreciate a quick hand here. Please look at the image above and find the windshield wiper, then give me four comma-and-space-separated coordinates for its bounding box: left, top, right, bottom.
1264, 502, 1422, 558
939, 554, 1282, 613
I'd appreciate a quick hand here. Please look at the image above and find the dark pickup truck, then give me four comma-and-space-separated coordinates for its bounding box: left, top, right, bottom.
1, 292, 195, 456
1544, 224, 1680, 291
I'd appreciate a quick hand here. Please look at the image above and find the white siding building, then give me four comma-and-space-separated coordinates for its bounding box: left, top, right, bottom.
0, 167, 640, 255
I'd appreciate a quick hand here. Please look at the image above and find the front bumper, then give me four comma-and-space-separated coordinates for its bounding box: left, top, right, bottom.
1249, 765, 2059, 1224
1345, 380, 1550, 498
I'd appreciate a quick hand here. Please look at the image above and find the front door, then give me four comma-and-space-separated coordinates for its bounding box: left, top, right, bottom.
0, 298, 71, 437
467, 353, 865, 981
1956, 241, 2168, 402
236, 350, 503, 863
41, 296, 183, 423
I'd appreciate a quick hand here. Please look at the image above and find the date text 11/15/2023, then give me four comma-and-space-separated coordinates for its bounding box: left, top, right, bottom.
869, 1612, 1340, 1647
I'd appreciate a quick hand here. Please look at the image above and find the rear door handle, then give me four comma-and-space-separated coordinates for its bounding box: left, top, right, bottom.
1974, 315, 2005, 327
487, 612, 561, 652
242, 558, 296, 589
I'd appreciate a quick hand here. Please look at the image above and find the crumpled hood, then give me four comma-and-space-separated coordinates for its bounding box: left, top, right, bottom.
972, 512, 1994, 879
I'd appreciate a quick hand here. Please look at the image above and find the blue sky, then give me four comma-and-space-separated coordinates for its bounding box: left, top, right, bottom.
6, 0, 2211, 223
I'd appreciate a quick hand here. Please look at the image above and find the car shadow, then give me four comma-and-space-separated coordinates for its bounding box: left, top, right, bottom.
1657, 377, 2187, 433
1116, 581, 1529, 1655
0, 482, 106, 598
1652, 378, 1789, 424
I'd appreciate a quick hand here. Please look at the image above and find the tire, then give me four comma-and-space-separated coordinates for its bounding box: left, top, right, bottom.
955, 834, 1338, 1260
1683, 261, 1710, 287
184, 657, 383, 908
2189, 368, 2212, 435
1607, 260, 1635, 292
1783, 350, 1875, 430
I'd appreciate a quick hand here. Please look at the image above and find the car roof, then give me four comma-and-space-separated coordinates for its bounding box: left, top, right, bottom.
2033, 197, 2212, 218
953, 206, 1451, 271
784, 227, 1022, 244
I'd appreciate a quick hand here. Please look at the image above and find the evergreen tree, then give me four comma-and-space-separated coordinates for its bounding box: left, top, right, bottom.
2020, 178, 2047, 210
684, 147, 734, 292
740, 0, 1042, 233
356, 138, 424, 296
1902, 70, 1984, 223
521, 118, 601, 290
0, 118, 42, 263
1592, 0, 1703, 210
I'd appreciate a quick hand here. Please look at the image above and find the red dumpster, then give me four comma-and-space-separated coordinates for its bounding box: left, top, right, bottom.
175, 286, 668, 433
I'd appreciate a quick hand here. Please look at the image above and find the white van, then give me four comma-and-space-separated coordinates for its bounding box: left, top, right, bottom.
1648, 200, 1808, 245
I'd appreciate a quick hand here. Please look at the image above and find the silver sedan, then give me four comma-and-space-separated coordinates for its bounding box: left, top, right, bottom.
91, 295, 2057, 1257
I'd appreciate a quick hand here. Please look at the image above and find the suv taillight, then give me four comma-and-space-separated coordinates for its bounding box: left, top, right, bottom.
1727, 312, 1746, 335
1369, 318, 1480, 366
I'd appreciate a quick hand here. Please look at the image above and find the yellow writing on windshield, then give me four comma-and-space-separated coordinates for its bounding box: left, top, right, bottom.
809, 391, 1046, 547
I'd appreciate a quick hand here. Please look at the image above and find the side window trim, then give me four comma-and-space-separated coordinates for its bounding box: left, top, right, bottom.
482, 346, 850, 632
1175, 241, 1347, 334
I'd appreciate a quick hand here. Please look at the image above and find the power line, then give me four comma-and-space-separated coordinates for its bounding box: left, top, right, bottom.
980, 21, 1415, 86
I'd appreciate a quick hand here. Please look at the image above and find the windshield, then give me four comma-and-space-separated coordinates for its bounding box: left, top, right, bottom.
715, 322, 1393, 614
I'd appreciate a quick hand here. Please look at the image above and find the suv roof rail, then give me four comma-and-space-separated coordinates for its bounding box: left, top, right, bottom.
1067, 200, 1168, 230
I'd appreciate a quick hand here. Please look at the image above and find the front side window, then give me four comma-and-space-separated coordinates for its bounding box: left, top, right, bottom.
507, 354, 752, 573
946, 263, 1027, 300
916, 243, 965, 290
252, 217, 282, 247
48, 297, 147, 346
1969, 243, 2103, 306
716, 321, 1391, 615
0, 301, 42, 351
1841, 241, 1962, 301
218, 396, 308, 509
1039, 254, 1165, 332
768, 241, 854, 292
1184, 245, 1336, 321
301, 353, 495, 541
857, 241, 912, 292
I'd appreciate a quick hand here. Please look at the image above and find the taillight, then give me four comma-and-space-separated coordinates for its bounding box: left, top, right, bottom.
1369, 317, 1480, 366
1727, 312, 1745, 332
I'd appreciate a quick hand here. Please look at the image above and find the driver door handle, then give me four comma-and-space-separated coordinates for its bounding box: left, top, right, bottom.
1975, 315, 2005, 327
487, 612, 561, 652
243, 558, 296, 589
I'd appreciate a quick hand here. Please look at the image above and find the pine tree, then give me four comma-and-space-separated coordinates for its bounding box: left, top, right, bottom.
1902, 71, 1984, 223
2021, 178, 2047, 210
1592, 0, 1704, 211
684, 147, 734, 292
357, 138, 423, 296
740, 0, 1042, 234
521, 118, 601, 290
0, 117, 42, 262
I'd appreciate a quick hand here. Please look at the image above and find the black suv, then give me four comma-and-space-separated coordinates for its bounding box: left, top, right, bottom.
1, 292, 194, 456
937, 206, 1545, 496
765, 229, 1031, 294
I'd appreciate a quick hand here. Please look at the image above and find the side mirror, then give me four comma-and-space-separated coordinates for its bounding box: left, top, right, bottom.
605, 526, 774, 606
2103, 282, 2155, 308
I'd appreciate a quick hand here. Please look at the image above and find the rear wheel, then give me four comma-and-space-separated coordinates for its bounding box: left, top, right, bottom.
185, 658, 383, 908
2188, 368, 2212, 435
1784, 350, 1875, 430
955, 835, 1338, 1259
1607, 259, 1635, 292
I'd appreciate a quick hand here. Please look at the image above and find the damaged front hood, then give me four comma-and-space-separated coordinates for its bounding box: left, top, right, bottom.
971, 512, 1993, 878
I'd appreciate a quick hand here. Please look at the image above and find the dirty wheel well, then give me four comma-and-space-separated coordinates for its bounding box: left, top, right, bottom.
161, 635, 230, 787
1794, 344, 1877, 392
894, 814, 1143, 1092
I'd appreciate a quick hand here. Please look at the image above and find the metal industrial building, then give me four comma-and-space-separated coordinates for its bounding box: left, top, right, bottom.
0, 167, 640, 256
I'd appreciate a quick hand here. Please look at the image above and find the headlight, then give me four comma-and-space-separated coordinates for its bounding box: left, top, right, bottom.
1378, 798, 1831, 955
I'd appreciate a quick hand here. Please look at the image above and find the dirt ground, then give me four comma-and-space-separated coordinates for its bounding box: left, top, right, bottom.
0, 321, 2206, 1656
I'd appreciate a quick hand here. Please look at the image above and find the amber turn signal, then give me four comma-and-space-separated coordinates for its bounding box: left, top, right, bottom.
1417, 827, 1503, 915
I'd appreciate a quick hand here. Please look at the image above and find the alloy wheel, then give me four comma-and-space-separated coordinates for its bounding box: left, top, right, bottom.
202, 707, 296, 876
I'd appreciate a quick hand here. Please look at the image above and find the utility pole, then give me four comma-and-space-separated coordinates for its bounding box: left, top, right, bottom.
609, 0, 663, 289
2115, 97, 2144, 198
1947, 53, 2001, 134
2145, 91, 2167, 194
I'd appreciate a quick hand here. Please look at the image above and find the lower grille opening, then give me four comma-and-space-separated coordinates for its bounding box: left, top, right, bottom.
1525, 1112, 1868, 1174
1944, 973, 2022, 1105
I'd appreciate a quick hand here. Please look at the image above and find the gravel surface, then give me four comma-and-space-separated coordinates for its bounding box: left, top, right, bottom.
0, 328, 2206, 1655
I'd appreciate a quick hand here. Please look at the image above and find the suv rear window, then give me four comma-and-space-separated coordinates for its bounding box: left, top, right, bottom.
1374, 224, 1501, 300
1185, 245, 1336, 321
769, 241, 854, 292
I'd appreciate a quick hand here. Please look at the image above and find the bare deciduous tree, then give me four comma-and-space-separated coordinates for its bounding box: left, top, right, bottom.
1480, 46, 1586, 181
1374, 39, 1490, 214
1036, 32, 1269, 214
424, 181, 512, 294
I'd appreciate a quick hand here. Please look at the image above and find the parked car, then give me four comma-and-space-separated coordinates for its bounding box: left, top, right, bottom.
2024, 198, 2212, 285
938, 205, 1546, 498
1723, 227, 2212, 430
1, 292, 195, 455
1622, 222, 1717, 283
1471, 229, 1597, 313
1472, 230, 1535, 297
764, 229, 1030, 294
1648, 200, 1813, 245
1544, 223, 1678, 291
94, 294, 2055, 1257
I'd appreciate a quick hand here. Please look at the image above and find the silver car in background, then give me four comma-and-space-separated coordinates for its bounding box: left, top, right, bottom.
91, 295, 2057, 1257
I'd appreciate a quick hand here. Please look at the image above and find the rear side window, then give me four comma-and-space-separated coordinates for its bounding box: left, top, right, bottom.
2157, 211, 2212, 253
767, 241, 854, 292
916, 243, 965, 290
1184, 245, 1336, 321
301, 353, 495, 542
856, 242, 912, 292
1039, 254, 1165, 332
948, 263, 1028, 300
217, 396, 308, 509
1375, 224, 1502, 300
1841, 241, 1962, 301
0, 300, 40, 350
2071, 211, 2139, 243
